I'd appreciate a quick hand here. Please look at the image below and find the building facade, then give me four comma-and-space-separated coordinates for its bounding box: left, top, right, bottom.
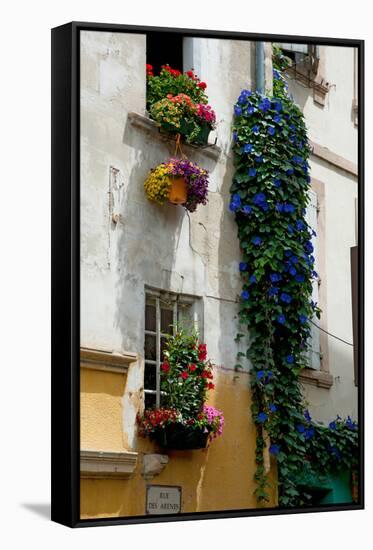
79, 31, 357, 518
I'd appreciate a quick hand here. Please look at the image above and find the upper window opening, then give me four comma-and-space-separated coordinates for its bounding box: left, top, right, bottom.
146, 32, 183, 76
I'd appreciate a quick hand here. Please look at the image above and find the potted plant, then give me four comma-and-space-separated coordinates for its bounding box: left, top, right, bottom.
137, 330, 224, 450
146, 64, 216, 146
143, 157, 209, 212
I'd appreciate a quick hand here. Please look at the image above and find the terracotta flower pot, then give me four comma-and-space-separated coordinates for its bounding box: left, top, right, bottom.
168, 176, 187, 205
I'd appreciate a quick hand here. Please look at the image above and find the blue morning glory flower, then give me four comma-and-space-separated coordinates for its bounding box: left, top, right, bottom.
304, 409, 312, 422
257, 412, 268, 423
274, 178, 281, 187
241, 290, 250, 300
233, 131, 238, 143
239, 262, 248, 272
286, 167, 294, 176
234, 105, 242, 116
289, 266, 297, 276
252, 125, 260, 134
251, 236, 262, 246
284, 250, 292, 258
269, 444, 280, 456
283, 203, 296, 213
253, 192, 267, 208
255, 155, 264, 164
270, 273, 282, 283
238, 94, 247, 105
244, 143, 253, 153
257, 370, 265, 381
280, 293, 292, 304
249, 274, 257, 284
299, 314, 307, 324
269, 404, 277, 413
306, 175, 311, 183
296, 220, 306, 231
312, 270, 318, 279
248, 167, 257, 177
258, 98, 271, 112
277, 314, 286, 325
229, 193, 241, 212
268, 126, 275, 136
288, 224, 294, 234
286, 354, 295, 364
247, 105, 255, 115
346, 416, 357, 430
290, 255, 299, 264
274, 114, 281, 123
329, 421, 337, 430
275, 203, 284, 213
296, 423, 306, 434
242, 205, 252, 214
305, 426, 315, 440
272, 100, 282, 112
304, 241, 314, 254
273, 69, 281, 80
292, 155, 303, 164
268, 286, 279, 297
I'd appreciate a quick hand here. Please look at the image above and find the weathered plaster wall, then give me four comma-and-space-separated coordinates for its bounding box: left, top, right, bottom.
80, 31, 277, 518
286, 45, 358, 423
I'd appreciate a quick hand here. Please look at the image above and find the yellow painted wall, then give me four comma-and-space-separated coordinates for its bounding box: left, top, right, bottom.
80, 366, 277, 519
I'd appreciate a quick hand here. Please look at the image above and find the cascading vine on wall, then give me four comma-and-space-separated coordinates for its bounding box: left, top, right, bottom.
230, 46, 358, 507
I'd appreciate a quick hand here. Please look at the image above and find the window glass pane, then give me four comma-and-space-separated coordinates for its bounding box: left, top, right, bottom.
177, 303, 193, 331
144, 392, 156, 410
145, 303, 156, 332
161, 307, 173, 334
160, 336, 168, 360
144, 333, 156, 360
144, 363, 157, 390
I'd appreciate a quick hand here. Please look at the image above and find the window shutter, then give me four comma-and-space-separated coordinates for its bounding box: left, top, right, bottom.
305, 190, 321, 370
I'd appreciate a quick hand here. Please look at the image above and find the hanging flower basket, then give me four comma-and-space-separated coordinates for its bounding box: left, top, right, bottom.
136, 330, 224, 451
154, 423, 210, 450
144, 157, 209, 212
146, 65, 216, 146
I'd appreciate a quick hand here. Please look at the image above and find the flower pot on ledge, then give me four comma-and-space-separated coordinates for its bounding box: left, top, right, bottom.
154, 423, 209, 450
168, 176, 187, 205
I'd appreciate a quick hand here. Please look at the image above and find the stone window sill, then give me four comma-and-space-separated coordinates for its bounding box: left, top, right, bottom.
80, 449, 138, 479
80, 347, 137, 375
299, 368, 333, 389
128, 112, 221, 161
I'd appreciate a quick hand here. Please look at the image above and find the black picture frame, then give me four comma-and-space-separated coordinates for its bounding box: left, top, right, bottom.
51, 21, 365, 528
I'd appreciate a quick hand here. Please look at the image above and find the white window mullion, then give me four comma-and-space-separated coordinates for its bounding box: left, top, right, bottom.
306, 190, 321, 370
155, 297, 161, 408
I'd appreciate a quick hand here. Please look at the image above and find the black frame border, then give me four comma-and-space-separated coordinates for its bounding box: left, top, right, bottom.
51, 21, 365, 528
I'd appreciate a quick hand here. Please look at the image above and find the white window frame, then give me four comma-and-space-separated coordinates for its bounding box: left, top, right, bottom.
144, 288, 202, 409
305, 189, 321, 370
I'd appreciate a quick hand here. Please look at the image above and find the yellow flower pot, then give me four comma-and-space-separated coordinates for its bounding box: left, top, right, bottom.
168, 176, 187, 205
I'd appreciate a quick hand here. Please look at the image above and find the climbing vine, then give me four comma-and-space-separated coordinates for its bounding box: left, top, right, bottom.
230, 46, 358, 507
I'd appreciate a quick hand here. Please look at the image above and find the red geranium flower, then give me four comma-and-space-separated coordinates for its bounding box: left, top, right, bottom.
207, 382, 215, 390
189, 364, 197, 372
202, 371, 209, 379
186, 70, 195, 79
161, 362, 170, 373
198, 82, 207, 89
198, 343, 207, 361
181, 371, 189, 380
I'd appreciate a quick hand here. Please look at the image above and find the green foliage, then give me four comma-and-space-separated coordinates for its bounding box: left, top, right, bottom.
230, 51, 358, 507
146, 65, 208, 109
161, 329, 213, 416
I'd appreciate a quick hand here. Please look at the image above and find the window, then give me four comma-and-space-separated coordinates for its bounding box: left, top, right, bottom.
305, 189, 321, 370
146, 32, 183, 75
144, 289, 201, 409
275, 43, 329, 106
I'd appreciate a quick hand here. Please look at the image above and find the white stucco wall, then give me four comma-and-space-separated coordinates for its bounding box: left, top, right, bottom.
80, 31, 255, 374
286, 45, 358, 423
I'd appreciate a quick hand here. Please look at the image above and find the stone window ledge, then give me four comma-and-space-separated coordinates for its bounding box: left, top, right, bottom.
128, 112, 221, 161
80, 347, 137, 375
80, 449, 138, 479
299, 368, 333, 389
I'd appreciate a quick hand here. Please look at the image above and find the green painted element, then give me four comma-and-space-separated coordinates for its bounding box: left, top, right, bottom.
296, 469, 353, 505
